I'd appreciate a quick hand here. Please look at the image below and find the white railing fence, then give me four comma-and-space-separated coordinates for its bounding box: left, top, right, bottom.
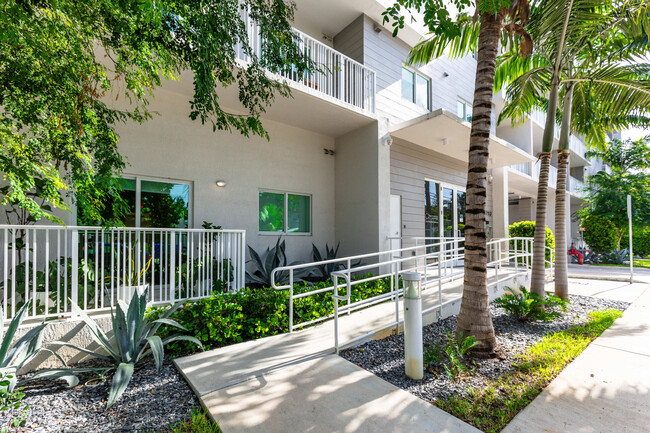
0, 225, 245, 321
235, 6, 376, 113
271, 237, 545, 344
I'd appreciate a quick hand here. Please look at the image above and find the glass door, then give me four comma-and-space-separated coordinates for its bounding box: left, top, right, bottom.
424, 180, 466, 264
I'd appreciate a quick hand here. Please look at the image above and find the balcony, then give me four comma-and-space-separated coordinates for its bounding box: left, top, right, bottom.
533, 162, 558, 187
569, 176, 585, 197
510, 162, 531, 176
235, 10, 375, 115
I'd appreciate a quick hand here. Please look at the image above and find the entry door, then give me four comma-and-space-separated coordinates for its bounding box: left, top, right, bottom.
390, 195, 402, 250
424, 180, 466, 262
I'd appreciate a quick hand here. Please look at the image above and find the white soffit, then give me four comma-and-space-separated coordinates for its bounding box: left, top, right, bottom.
390, 109, 535, 168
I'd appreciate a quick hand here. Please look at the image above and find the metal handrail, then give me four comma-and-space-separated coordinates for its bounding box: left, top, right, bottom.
330, 236, 536, 352
271, 237, 539, 334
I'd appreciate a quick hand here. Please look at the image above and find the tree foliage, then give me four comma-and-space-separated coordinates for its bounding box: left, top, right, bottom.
581, 136, 650, 243
581, 214, 619, 253
0, 0, 310, 224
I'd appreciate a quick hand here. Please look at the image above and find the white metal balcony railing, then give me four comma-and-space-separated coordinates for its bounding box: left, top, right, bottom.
510, 162, 532, 176
569, 176, 585, 196
235, 9, 376, 113
0, 225, 245, 321
530, 110, 560, 139
570, 136, 587, 160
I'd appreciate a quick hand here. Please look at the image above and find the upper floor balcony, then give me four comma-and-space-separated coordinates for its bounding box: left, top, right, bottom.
235, 10, 376, 116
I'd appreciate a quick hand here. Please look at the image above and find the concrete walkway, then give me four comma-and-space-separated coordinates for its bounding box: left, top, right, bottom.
568, 263, 650, 283
174, 268, 520, 433
504, 281, 650, 433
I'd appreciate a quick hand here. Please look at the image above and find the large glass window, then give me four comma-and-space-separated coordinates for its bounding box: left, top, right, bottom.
402, 67, 430, 110
259, 192, 285, 232
259, 191, 311, 234
140, 180, 190, 228
78, 177, 191, 228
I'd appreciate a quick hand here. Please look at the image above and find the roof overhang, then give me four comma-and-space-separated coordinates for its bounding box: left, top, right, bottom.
390, 109, 535, 169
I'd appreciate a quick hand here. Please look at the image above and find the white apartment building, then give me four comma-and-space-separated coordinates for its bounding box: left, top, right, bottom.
7, 0, 607, 263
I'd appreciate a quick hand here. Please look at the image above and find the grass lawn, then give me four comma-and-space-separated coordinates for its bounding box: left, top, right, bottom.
592, 259, 650, 269
436, 309, 622, 433
167, 409, 221, 433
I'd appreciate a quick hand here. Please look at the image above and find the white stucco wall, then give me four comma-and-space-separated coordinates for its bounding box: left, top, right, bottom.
110, 87, 337, 263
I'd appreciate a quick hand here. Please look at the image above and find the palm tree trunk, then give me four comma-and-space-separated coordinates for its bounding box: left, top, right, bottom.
530, 0, 574, 296
456, 11, 504, 358
531, 153, 552, 295
554, 84, 574, 299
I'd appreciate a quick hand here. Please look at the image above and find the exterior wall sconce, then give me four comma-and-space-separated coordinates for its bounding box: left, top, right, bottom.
441, 138, 448, 146
216, 180, 227, 187
382, 134, 393, 146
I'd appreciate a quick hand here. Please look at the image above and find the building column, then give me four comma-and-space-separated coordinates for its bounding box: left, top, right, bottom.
492, 167, 509, 239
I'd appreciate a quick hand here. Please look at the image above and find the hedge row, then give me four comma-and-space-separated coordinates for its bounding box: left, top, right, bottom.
148, 275, 392, 356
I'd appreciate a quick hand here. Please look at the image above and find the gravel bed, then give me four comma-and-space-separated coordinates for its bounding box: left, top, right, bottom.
341, 295, 629, 403
2, 359, 199, 433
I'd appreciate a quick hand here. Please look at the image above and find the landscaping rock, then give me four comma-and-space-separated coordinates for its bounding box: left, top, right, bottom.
2, 360, 199, 433
340, 295, 629, 404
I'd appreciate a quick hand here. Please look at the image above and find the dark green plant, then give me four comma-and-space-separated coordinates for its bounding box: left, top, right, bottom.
246, 238, 305, 286
508, 221, 555, 266
50, 288, 202, 408
148, 275, 393, 356
424, 331, 478, 382
310, 242, 364, 281
598, 249, 629, 265
623, 227, 650, 258
581, 214, 619, 254
493, 287, 568, 322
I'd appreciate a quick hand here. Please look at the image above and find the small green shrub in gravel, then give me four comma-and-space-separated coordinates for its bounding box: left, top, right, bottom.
493, 287, 568, 322
424, 332, 479, 382
168, 408, 220, 433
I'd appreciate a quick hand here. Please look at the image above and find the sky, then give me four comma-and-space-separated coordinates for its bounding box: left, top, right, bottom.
622, 127, 649, 141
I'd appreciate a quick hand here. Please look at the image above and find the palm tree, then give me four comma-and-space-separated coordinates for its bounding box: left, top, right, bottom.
385, 0, 532, 356
497, 0, 650, 297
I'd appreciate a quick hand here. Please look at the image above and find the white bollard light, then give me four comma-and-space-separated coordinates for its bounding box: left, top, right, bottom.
402, 272, 423, 380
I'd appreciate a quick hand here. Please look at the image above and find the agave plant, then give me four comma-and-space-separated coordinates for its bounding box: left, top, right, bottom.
0, 301, 75, 392
246, 238, 306, 286
50, 288, 202, 408
310, 242, 364, 281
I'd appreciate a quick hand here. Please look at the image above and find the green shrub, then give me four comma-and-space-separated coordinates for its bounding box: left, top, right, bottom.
424, 332, 479, 382
581, 214, 618, 254
493, 287, 568, 322
508, 221, 555, 265
622, 227, 650, 258
149, 275, 393, 356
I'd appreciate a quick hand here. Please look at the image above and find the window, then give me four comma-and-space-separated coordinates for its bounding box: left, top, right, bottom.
457, 99, 472, 122
402, 67, 430, 110
78, 177, 191, 228
259, 191, 311, 234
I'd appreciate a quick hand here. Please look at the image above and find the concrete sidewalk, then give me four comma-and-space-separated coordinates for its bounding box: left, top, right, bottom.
174, 268, 521, 433
568, 263, 650, 283
503, 283, 650, 433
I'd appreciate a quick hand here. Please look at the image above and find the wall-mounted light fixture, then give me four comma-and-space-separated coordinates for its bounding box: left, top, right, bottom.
441, 138, 448, 146
382, 134, 393, 146
373, 23, 383, 33
216, 180, 227, 187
